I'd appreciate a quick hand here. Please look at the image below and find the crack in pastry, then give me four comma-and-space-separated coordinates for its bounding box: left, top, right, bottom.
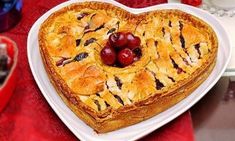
76, 39, 81, 46
168, 20, 172, 27
74, 52, 89, 61
39, 2, 218, 133
84, 23, 105, 34
94, 99, 101, 111
162, 27, 165, 37
170, 57, 185, 74
114, 76, 122, 90
56, 57, 71, 66
168, 76, 175, 83
114, 95, 124, 105
77, 12, 89, 20
155, 78, 165, 90
84, 38, 97, 46
179, 21, 186, 49
194, 43, 201, 59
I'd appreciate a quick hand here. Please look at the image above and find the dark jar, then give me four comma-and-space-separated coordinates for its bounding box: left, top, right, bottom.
0, 0, 22, 32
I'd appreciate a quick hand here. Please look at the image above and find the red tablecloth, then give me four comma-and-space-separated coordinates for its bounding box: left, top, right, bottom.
0, 0, 195, 141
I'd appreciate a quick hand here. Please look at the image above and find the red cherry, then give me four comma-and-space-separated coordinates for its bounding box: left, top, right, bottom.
100, 46, 116, 65
109, 32, 128, 48
126, 32, 141, 50
181, 0, 202, 7
117, 48, 134, 66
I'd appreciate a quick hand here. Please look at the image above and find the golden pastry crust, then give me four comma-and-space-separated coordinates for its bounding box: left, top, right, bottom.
39, 2, 218, 133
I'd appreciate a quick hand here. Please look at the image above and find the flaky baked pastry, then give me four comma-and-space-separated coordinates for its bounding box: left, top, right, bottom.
39, 2, 218, 133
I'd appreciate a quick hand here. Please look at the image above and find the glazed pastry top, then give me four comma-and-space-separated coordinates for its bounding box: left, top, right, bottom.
39, 2, 217, 112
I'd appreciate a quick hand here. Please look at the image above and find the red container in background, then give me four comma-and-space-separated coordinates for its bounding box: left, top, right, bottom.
117, 0, 168, 8
0, 36, 18, 112
181, 0, 202, 7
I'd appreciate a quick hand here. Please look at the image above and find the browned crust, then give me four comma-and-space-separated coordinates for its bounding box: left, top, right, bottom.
38, 2, 218, 133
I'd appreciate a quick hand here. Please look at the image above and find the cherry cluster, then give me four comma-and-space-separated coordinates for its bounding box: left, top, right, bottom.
101, 32, 142, 67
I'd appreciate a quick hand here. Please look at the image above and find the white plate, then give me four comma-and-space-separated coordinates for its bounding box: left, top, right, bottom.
27, 0, 232, 141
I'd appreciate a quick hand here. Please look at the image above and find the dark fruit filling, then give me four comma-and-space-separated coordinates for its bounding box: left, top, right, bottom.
133, 48, 142, 61
101, 32, 142, 67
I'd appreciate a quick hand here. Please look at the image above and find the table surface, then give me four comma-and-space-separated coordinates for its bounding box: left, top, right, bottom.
191, 77, 235, 141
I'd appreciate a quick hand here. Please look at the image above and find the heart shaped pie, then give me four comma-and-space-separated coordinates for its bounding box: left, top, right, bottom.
39, 2, 218, 133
